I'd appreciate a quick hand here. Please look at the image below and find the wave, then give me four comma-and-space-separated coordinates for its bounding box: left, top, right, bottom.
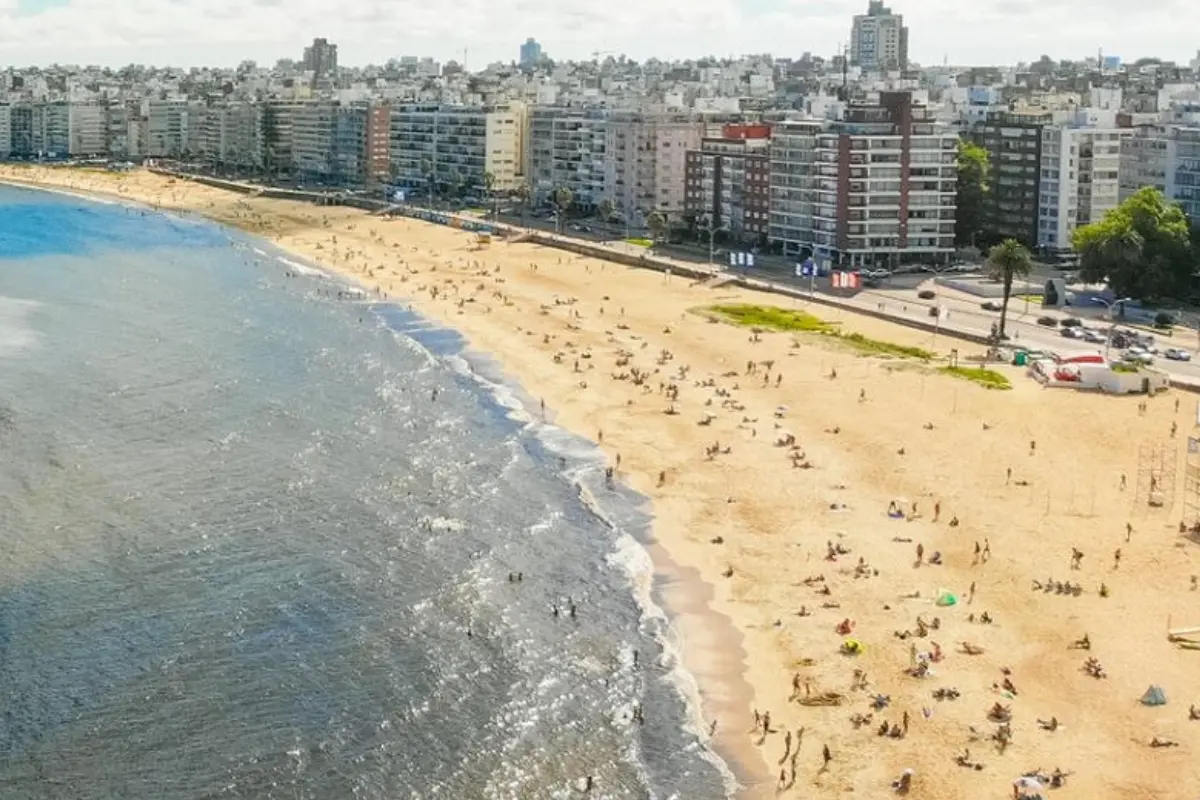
370, 299, 740, 798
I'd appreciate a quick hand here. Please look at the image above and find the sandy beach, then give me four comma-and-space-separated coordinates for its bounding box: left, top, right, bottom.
4, 164, 1199, 799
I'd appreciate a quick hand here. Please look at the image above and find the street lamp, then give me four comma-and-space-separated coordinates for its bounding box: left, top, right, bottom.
1095, 296, 1133, 361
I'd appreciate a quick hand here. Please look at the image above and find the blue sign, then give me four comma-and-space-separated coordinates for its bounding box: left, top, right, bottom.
797, 258, 816, 277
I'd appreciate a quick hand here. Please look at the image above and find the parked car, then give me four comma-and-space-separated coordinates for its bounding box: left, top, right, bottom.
1060, 327, 1081, 339
1037, 316, 1059, 327
1082, 329, 1106, 344
917, 289, 936, 300
981, 301, 1003, 312
1130, 351, 1156, 364
1165, 348, 1192, 362
1060, 318, 1084, 328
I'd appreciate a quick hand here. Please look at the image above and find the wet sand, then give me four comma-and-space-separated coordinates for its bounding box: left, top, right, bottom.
5, 165, 1199, 800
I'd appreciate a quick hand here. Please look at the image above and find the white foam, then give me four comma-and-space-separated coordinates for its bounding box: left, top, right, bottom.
0, 295, 40, 359
278, 257, 328, 278
370, 301, 740, 798
0, 179, 119, 206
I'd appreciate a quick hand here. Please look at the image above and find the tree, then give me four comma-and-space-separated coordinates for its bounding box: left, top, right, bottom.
985, 238, 1033, 339
597, 198, 616, 225
646, 210, 667, 245
1072, 187, 1196, 301
514, 182, 531, 227
955, 139, 990, 248
482, 171, 496, 218
552, 186, 572, 233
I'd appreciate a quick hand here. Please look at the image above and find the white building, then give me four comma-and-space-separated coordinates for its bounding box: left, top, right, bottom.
68, 102, 108, 156
1037, 125, 1132, 253
603, 111, 710, 222
1120, 123, 1200, 223
850, 1, 909, 72
388, 103, 527, 197
526, 107, 607, 209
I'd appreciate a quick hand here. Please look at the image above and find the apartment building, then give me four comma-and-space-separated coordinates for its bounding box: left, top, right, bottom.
1037, 126, 1132, 253
9, 104, 41, 157
526, 107, 607, 209
68, 102, 108, 157
290, 102, 387, 187
0, 104, 10, 158
850, 1, 909, 72
978, 108, 1052, 247
767, 119, 824, 258
145, 100, 205, 158
603, 111, 709, 222
769, 92, 957, 267
106, 102, 142, 159
684, 124, 772, 245
1120, 124, 1200, 222
389, 103, 526, 198
262, 101, 303, 179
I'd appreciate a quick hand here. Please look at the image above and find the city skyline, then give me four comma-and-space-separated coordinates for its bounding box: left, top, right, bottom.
0, 0, 1196, 69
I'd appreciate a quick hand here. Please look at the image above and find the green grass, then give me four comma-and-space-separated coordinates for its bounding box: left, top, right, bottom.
938, 365, 1012, 390
707, 304, 837, 333
624, 237, 654, 248
705, 304, 934, 360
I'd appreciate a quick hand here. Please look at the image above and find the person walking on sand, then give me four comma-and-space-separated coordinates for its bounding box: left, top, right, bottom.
1113, 548, 1121, 569
933, 502, 941, 523
821, 744, 832, 770
1071, 547, 1084, 570
968, 581, 977, 603
1006, 466, 1012, 485
1126, 522, 1133, 542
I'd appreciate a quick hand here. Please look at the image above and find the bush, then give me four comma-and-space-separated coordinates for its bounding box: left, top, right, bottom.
1061, 318, 1083, 327
917, 289, 936, 300
1037, 316, 1059, 327
1155, 311, 1176, 327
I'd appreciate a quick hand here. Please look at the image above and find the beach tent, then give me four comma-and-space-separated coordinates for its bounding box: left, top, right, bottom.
1140, 685, 1167, 706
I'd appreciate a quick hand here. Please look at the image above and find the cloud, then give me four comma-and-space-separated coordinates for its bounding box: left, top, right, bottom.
0, 0, 1195, 67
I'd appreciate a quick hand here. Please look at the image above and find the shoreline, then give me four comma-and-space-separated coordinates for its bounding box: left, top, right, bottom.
5, 166, 1200, 800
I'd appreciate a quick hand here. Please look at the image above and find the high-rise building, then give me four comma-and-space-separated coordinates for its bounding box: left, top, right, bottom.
302, 38, 339, 80
1120, 123, 1200, 223
849, 1, 909, 72
978, 108, 1052, 247
684, 124, 773, 246
519, 38, 543, 68
603, 111, 711, 222
527, 107, 607, 210
769, 92, 957, 267
1037, 125, 1132, 254
388, 103, 527, 198
0, 104, 11, 158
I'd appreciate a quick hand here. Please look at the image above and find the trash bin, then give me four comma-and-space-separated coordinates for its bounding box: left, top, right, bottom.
1013, 351, 1027, 367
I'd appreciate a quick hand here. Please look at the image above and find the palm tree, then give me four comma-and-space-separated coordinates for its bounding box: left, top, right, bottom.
646, 211, 667, 247
482, 171, 496, 218
552, 186, 573, 233
985, 238, 1034, 340
514, 182, 532, 228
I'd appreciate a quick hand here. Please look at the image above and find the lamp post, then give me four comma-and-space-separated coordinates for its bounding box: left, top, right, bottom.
1095, 296, 1132, 362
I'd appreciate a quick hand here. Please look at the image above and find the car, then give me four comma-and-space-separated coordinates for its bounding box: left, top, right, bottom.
1165, 348, 1193, 361
1037, 316, 1059, 327
950, 263, 977, 273
1081, 329, 1106, 344
1060, 327, 1081, 339
981, 301, 1003, 312
917, 289, 936, 300
1060, 317, 1084, 328
1132, 351, 1156, 364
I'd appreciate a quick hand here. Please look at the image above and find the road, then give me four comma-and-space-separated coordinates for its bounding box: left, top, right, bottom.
465, 213, 1200, 387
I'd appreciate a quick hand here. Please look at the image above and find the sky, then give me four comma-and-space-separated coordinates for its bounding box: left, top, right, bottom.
0, 0, 1196, 69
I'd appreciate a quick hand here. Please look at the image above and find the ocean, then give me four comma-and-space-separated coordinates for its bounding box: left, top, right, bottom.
0, 183, 734, 799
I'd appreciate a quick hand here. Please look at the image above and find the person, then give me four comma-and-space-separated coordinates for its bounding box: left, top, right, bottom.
822, 744, 832, 768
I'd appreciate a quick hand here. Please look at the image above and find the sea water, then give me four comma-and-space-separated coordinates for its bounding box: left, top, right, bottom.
0, 183, 733, 799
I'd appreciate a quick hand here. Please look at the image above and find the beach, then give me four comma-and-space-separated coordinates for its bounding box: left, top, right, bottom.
4, 164, 1199, 799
